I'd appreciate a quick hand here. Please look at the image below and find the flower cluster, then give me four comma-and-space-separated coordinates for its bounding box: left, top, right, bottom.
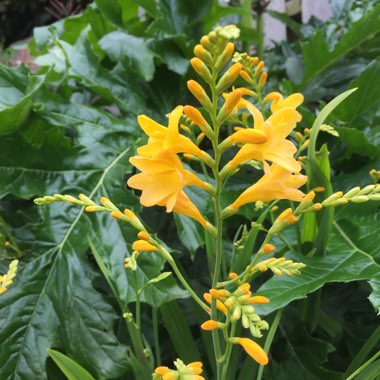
153, 359, 204, 380
202, 283, 269, 365
0, 259, 19, 295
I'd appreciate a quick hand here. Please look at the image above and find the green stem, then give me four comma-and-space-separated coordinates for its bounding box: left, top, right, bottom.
209, 65, 224, 380
241, 0, 253, 53
164, 253, 209, 313
346, 350, 380, 380
221, 320, 237, 379
256, 8, 265, 59
0, 215, 22, 258
134, 271, 141, 328
256, 308, 283, 380
152, 307, 161, 365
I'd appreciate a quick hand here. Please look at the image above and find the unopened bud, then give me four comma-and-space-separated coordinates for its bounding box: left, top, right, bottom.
190, 57, 212, 82
217, 89, 242, 123
137, 231, 151, 241
201, 36, 213, 50
194, 44, 213, 65
187, 80, 212, 111
263, 244, 275, 254
258, 71, 267, 89
216, 63, 243, 93
228, 272, 238, 279
215, 42, 235, 70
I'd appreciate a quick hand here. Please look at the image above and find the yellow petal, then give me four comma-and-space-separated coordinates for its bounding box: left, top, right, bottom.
138, 115, 166, 136
237, 338, 268, 365
132, 240, 158, 251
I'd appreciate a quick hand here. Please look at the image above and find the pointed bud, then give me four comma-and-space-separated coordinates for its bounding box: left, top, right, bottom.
187, 80, 213, 112
190, 58, 212, 83
215, 42, 235, 70
263, 244, 275, 254
216, 63, 243, 93
194, 44, 213, 65
258, 71, 267, 89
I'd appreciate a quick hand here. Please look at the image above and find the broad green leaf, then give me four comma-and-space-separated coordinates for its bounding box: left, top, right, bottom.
334, 126, 379, 158
95, 0, 123, 26
334, 60, 380, 129
300, 3, 380, 88
255, 209, 380, 316
0, 65, 47, 134
47, 350, 96, 380
174, 214, 204, 258
160, 300, 202, 362
0, 96, 141, 379
99, 31, 155, 81
264, 312, 342, 380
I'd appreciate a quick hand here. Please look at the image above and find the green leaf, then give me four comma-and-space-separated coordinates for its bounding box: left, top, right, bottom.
334, 126, 380, 157
47, 350, 96, 380
0, 65, 47, 134
300, 4, 380, 88
99, 31, 155, 81
0, 96, 142, 378
160, 300, 202, 362
174, 214, 204, 258
333, 60, 380, 129
264, 312, 342, 380
255, 211, 380, 316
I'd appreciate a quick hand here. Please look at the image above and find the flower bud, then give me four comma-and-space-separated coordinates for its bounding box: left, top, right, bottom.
187, 80, 213, 112
190, 58, 212, 83
216, 63, 243, 93
215, 42, 235, 70
194, 44, 213, 65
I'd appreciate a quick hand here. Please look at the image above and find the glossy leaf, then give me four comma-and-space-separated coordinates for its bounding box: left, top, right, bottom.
47, 350, 96, 380
0, 65, 47, 134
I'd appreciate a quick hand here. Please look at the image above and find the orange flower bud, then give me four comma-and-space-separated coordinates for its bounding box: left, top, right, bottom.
235, 337, 268, 365
239, 70, 251, 82
216, 63, 243, 93
217, 89, 243, 123
123, 209, 137, 219
229, 272, 238, 279
201, 320, 221, 330
238, 283, 251, 293
200, 35, 213, 50
215, 42, 235, 70
313, 186, 325, 193
111, 211, 123, 219
263, 244, 276, 254
132, 240, 158, 251
155, 366, 169, 376
137, 231, 151, 241
85, 206, 96, 212
190, 57, 212, 82
255, 61, 264, 75
194, 44, 213, 65
203, 293, 227, 314
248, 296, 270, 304
209, 288, 221, 298
258, 71, 267, 89
183, 106, 206, 127
313, 203, 323, 211
271, 205, 279, 211
286, 215, 298, 224
187, 80, 212, 111
277, 208, 293, 221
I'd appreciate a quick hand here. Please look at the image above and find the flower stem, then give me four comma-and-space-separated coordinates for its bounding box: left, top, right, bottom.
152, 307, 161, 365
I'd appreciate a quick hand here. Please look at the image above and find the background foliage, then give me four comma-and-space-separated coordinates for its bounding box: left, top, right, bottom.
0, 0, 379, 379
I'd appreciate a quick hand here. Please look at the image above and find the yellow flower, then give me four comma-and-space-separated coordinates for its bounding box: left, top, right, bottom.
227, 102, 302, 172
230, 164, 307, 209
158, 190, 207, 226
132, 240, 157, 252
269, 92, 304, 112
137, 105, 206, 160
128, 151, 207, 225
222, 87, 256, 114
235, 337, 268, 365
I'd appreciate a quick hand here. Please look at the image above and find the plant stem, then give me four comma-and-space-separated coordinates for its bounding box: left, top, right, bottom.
152, 307, 161, 365
256, 8, 265, 59
221, 320, 237, 379
134, 270, 141, 328
257, 308, 283, 380
346, 350, 380, 380
210, 66, 224, 380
